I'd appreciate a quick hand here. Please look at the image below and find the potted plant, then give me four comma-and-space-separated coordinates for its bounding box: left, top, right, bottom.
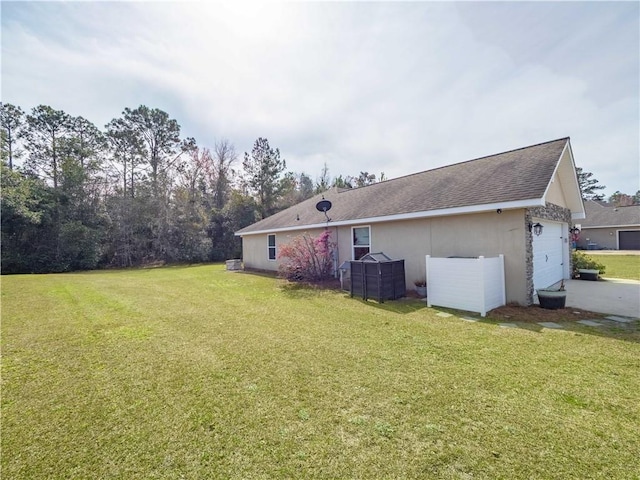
578, 269, 599, 281
571, 250, 605, 281
414, 279, 427, 297
537, 280, 567, 309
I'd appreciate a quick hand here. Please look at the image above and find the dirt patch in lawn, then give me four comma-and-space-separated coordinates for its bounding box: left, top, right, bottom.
278, 277, 343, 291
489, 304, 607, 323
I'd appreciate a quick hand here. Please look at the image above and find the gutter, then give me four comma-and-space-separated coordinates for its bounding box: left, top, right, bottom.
235, 197, 546, 237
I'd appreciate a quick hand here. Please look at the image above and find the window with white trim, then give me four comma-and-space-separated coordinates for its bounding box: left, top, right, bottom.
352, 226, 370, 260
267, 234, 276, 260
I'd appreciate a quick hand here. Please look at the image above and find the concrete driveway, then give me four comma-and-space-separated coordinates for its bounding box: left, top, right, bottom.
564, 278, 640, 318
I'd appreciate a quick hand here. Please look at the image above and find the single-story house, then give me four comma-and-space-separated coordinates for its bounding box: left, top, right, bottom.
236, 137, 585, 305
576, 200, 640, 250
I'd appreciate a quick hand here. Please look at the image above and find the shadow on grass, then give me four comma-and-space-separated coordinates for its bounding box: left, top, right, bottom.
278, 283, 328, 300
295, 288, 640, 343
240, 269, 279, 279
72, 266, 637, 343
51, 262, 226, 276
279, 281, 427, 315
347, 296, 427, 315
478, 305, 640, 344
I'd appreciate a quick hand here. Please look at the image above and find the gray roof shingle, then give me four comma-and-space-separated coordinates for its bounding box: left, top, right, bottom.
581, 200, 640, 228
237, 137, 570, 235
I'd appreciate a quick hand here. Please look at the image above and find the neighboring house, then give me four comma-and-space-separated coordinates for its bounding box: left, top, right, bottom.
576, 200, 640, 250
236, 138, 585, 306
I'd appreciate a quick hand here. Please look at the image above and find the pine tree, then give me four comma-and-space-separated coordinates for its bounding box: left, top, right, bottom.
242, 137, 286, 219
576, 167, 606, 200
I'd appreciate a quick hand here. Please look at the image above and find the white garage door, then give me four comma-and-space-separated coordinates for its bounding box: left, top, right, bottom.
532, 221, 565, 291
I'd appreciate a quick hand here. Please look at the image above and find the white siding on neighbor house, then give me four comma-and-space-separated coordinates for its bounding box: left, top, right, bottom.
426, 255, 506, 317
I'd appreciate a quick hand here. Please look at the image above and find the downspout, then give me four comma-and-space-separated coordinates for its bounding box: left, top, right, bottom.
333, 226, 339, 278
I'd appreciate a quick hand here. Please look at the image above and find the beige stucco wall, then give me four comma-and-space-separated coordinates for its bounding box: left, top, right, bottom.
358, 218, 430, 285
241, 208, 530, 304
433, 211, 528, 304
240, 235, 269, 271
577, 227, 640, 250
240, 228, 327, 272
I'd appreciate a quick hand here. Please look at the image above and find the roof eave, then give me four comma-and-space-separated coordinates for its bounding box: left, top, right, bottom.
235, 198, 545, 236
541, 139, 585, 218
579, 224, 640, 229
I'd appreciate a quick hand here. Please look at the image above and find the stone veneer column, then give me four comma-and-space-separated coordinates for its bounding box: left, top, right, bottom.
524, 203, 573, 305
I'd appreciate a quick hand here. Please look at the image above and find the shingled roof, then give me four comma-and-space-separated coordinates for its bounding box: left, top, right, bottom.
581, 200, 640, 228
237, 137, 574, 235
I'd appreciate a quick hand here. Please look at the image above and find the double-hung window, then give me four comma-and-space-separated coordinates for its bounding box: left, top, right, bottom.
267, 234, 276, 260
352, 226, 370, 260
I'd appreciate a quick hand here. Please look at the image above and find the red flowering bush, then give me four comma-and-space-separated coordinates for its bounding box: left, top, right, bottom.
277, 230, 335, 281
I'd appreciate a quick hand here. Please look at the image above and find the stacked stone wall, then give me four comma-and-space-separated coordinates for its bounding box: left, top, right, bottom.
524, 203, 572, 304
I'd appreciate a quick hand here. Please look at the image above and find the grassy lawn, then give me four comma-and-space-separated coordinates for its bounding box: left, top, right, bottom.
2, 265, 639, 479
584, 253, 640, 281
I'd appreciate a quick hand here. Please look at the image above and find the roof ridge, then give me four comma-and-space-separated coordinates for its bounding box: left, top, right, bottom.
237, 137, 575, 235
338, 137, 570, 193
454, 136, 570, 165
588, 200, 639, 210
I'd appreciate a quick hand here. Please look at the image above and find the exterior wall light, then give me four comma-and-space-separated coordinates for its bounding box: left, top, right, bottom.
529, 222, 544, 236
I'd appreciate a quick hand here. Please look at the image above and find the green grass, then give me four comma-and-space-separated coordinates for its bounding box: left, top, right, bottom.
2, 265, 639, 479
584, 253, 640, 280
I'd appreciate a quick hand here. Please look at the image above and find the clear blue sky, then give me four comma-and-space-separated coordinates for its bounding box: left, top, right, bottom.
2, 1, 638, 197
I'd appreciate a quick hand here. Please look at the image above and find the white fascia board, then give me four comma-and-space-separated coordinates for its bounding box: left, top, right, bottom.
565, 141, 585, 204
235, 198, 544, 236
236, 222, 331, 237
543, 140, 585, 218
581, 224, 640, 229
541, 141, 567, 200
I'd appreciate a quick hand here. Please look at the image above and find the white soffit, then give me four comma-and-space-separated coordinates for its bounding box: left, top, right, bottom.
237, 198, 545, 236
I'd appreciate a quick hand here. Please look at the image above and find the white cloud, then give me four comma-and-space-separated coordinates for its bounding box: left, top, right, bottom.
2, 1, 638, 195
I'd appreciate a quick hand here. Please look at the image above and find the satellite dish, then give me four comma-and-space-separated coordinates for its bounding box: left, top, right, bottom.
315, 199, 332, 212
315, 199, 332, 223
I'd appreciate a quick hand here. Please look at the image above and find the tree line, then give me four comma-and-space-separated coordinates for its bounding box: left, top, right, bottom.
576, 167, 639, 206
1, 103, 384, 274
4, 102, 633, 275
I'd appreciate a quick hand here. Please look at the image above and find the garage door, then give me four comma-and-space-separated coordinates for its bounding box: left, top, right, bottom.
619, 231, 640, 250
532, 221, 564, 291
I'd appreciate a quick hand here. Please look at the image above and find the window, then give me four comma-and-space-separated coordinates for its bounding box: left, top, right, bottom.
268, 234, 276, 260
352, 226, 370, 260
